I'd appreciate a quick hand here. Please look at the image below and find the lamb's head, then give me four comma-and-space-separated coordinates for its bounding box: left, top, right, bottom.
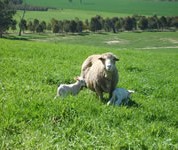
75, 76, 86, 87
99, 52, 119, 72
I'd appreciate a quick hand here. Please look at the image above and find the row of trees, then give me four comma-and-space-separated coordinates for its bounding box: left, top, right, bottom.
17, 15, 178, 34
14, 4, 48, 11
1, 0, 178, 37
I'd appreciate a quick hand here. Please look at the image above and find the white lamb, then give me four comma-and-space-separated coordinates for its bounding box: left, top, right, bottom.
107, 88, 135, 106
55, 76, 85, 98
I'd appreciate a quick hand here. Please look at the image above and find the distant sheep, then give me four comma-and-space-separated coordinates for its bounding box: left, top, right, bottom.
107, 88, 135, 106
81, 52, 119, 100
55, 76, 85, 98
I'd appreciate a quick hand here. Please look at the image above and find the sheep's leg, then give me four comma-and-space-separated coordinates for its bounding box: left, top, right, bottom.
109, 91, 112, 99
98, 93, 104, 101
95, 88, 104, 100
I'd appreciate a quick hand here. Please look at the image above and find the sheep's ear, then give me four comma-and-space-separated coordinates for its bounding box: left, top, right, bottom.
114, 55, 119, 61
98, 56, 105, 61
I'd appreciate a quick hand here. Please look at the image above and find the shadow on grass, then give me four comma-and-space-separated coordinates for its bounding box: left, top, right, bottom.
3, 35, 29, 41
127, 99, 140, 108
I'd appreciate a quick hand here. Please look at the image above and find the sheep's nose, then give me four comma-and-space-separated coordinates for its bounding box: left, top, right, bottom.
106, 65, 112, 70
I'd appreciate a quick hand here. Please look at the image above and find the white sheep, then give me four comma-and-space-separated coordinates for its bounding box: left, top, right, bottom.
55, 76, 85, 98
107, 88, 135, 106
81, 52, 119, 100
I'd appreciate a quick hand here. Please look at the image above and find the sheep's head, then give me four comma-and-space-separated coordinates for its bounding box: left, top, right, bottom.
99, 53, 119, 72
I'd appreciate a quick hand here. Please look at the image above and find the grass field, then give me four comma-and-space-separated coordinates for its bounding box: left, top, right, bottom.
8, 32, 178, 50
27, 0, 178, 16
15, 9, 130, 22
0, 38, 178, 149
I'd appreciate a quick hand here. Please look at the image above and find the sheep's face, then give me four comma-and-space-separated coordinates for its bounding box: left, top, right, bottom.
99, 53, 119, 72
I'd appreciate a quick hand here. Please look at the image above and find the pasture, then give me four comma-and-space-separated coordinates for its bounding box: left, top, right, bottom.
0, 38, 178, 149
27, 0, 178, 16
8, 32, 178, 50
15, 9, 129, 22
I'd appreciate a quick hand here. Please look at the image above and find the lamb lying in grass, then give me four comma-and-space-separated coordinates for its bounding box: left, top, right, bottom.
107, 88, 135, 106
55, 76, 85, 99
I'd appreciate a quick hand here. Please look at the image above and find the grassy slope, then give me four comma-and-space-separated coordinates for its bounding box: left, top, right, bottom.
15, 9, 130, 22
27, 0, 178, 16
0, 38, 178, 149
9, 32, 178, 50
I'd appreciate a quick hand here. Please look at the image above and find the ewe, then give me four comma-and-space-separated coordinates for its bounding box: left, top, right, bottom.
81, 52, 119, 100
55, 76, 85, 98
107, 88, 135, 106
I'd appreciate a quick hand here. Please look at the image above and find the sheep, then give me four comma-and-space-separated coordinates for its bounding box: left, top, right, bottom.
107, 88, 135, 106
81, 52, 119, 100
55, 76, 86, 99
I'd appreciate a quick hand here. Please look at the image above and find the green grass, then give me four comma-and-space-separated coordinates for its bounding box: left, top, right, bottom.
26, 0, 178, 16
0, 38, 178, 149
15, 9, 130, 22
8, 31, 178, 50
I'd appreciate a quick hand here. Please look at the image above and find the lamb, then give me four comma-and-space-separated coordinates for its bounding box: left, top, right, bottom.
55, 76, 85, 98
81, 52, 119, 100
107, 88, 135, 106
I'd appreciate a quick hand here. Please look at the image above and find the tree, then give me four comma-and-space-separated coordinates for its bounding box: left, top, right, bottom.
76, 20, 83, 33
10, 19, 17, 31
63, 20, 70, 33
33, 19, 39, 32
36, 23, 44, 33
53, 23, 60, 33
0, 0, 16, 37
9, 0, 22, 4
41, 21, 46, 31
19, 19, 27, 34
148, 16, 159, 30
18, 1, 27, 36
90, 16, 103, 32
27, 21, 34, 32
47, 23, 52, 31
171, 17, 178, 28
103, 18, 112, 32
159, 16, 168, 30
124, 17, 134, 31
115, 18, 124, 32
138, 16, 148, 30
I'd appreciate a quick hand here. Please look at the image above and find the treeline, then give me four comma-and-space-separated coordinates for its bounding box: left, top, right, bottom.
9, 0, 48, 11
14, 4, 48, 11
16, 15, 178, 34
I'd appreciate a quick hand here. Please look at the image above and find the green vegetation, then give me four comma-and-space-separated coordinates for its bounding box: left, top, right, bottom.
27, 0, 178, 16
8, 32, 178, 50
0, 38, 178, 149
1, 0, 178, 149
15, 9, 129, 22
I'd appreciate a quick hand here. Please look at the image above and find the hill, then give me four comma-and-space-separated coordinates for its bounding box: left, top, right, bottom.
27, 0, 178, 16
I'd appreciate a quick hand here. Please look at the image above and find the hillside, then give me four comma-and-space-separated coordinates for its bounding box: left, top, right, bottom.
27, 0, 178, 16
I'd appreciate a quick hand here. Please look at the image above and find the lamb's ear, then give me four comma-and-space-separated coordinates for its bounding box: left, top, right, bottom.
74, 76, 81, 81
74, 77, 78, 81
